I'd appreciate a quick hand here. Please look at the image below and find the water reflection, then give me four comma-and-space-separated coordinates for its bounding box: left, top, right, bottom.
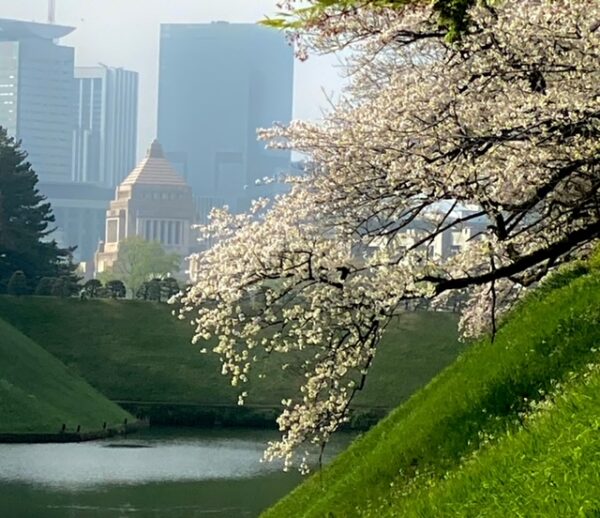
0, 427, 353, 517
0, 432, 279, 488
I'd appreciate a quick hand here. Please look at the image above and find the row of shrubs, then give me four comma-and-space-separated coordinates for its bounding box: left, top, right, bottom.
4, 272, 124, 299
135, 277, 181, 302
80, 279, 126, 299
4, 271, 77, 297
4, 271, 182, 302
82, 277, 181, 301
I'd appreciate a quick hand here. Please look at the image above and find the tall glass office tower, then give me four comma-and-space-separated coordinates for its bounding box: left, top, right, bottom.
73, 66, 139, 187
0, 18, 75, 183
157, 22, 294, 221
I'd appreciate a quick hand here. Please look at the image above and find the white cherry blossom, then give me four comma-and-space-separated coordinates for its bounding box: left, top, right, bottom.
179, 1, 600, 470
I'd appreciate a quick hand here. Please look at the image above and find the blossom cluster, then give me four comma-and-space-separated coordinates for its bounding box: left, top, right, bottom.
179, 1, 600, 470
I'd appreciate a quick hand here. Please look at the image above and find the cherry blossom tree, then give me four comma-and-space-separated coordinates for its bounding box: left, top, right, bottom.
179, 0, 600, 471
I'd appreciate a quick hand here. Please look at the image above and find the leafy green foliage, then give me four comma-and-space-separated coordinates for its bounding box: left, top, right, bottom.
105, 280, 126, 299
161, 277, 180, 300
99, 236, 180, 295
0, 127, 77, 291
34, 277, 55, 296
33, 276, 77, 298
147, 278, 162, 302
136, 277, 180, 302
7, 271, 27, 296
432, 0, 476, 40
262, 0, 483, 40
83, 279, 102, 298
50, 278, 71, 298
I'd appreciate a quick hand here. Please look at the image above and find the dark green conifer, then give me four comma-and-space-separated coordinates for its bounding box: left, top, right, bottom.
0, 127, 78, 291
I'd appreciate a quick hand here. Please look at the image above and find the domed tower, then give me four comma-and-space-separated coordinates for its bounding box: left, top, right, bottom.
95, 140, 196, 275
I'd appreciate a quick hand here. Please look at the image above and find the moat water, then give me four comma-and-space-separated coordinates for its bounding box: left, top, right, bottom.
0, 427, 352, 517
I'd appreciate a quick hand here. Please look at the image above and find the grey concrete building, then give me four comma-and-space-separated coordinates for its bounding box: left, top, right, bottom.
95, 140, 196, 276
72, 66, 139, 187
157, 22, 294, 222
0, 18, 75, 183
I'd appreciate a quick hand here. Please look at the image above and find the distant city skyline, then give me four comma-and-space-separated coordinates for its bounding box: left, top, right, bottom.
0, 19, 75, 183
158, 22, 294, 220
73, 65, 139, 187
0, 0, 345, 160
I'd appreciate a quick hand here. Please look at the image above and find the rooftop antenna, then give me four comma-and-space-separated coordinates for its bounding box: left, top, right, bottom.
48, 0, 56, 24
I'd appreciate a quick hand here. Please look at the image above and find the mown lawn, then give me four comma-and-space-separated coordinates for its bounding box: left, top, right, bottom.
263, 270, 600, 517
0, 317, 131, 433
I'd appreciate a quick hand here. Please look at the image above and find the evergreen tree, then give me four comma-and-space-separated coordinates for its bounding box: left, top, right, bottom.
160, 277, 180, 301
7, 271, 27, 296
34, 277, 55, 296
50, 278, 70, 298
136, 282, 150, 301
147, 278, 162, 302
0, 127, 77, 290
105, 279, 126, 299
83, 279, 102, 298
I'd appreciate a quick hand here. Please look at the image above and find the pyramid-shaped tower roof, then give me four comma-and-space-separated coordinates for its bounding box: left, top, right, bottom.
121, 140, 188, 187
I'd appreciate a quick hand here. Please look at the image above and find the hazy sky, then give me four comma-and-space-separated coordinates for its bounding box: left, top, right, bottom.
1, 0, 345, 158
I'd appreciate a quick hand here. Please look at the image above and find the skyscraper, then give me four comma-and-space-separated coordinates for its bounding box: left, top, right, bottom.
157, 22, 294, 221
0, 18, 75, 183
73, 66, 139, 187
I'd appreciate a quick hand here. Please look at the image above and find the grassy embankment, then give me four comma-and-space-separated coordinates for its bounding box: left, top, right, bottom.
0, 317, 131, 435
264, 268, 600, 517
0, 297, 463, 428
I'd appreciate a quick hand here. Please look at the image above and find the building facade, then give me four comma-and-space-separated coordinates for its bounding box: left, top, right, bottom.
0, 18, 75, 183
72, 66, 139, 187
95, 140, 196, 275
39, 181, 113, 264
367, 209, 489, 261
157, 22, 294, 222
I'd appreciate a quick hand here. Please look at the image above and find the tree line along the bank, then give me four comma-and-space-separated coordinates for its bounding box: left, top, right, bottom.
4, 270, 182, 303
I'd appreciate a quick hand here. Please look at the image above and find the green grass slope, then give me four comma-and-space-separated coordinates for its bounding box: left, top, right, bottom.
0, 317, 131, 434
264, 270, 600, 517
0, 297, 461, 415
388, 363, 600, 517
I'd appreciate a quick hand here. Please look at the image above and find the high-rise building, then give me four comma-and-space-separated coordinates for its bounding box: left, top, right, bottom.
157, 22, 294, 221
0, 18, 75, 183
72, 66, 139, 187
